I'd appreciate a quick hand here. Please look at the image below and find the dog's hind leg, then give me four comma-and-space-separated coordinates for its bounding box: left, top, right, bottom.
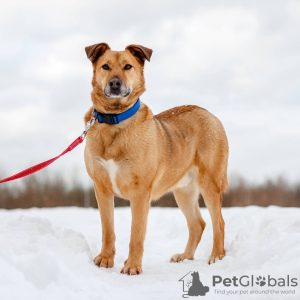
200, 182, 225, 264
170, 179, 206, 262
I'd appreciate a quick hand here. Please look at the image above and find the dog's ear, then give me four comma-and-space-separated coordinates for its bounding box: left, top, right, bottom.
125, 44, 153, 65
85, 43, 110, 63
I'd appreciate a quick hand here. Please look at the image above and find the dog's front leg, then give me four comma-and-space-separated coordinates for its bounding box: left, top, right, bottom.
93, 184, 116, 268
121, 195, 150, 275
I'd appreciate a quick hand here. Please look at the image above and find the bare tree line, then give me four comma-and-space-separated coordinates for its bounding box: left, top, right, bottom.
0, 172, 299, 209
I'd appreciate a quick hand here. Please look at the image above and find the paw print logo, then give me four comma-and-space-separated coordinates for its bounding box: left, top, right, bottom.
256, 276, 266, 286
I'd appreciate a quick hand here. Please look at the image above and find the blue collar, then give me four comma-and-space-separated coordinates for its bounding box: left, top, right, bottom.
93, 98, 140, 125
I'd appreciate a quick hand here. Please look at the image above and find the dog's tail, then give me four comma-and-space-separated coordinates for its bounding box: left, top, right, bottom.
221, 173, 229, 193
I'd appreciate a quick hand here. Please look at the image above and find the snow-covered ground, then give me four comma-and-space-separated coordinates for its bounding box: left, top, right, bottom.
0, 206, 299, 300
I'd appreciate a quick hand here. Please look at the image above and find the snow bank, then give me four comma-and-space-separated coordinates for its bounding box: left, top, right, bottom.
0, 206, 299, 300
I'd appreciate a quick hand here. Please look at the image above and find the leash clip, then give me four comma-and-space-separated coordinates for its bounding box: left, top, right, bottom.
81, 115, 96, 141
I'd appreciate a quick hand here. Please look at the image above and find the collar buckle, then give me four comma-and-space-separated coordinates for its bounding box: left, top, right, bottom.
96, 112, 119, 125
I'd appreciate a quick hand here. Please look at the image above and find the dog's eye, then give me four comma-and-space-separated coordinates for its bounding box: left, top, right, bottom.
124, 64, 132, 70
102, 64, 110, 70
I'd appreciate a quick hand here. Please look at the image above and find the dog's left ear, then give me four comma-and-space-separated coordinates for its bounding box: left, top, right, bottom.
125, 45, 153, 65
85, 43, 110, 63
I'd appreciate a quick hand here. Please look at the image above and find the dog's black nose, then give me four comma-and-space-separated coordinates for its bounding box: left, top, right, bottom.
109, 78, 122, 89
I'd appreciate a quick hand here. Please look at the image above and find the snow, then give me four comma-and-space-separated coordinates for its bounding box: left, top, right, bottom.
0, 206, 299, 300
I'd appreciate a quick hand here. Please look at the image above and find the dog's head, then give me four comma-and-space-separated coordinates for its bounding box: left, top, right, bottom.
85, 43, 152, 113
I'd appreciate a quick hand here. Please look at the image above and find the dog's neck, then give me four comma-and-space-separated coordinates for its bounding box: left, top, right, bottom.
93, 98, 141, 125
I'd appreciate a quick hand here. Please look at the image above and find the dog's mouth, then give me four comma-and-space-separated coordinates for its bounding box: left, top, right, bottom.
103, 88, 131, 98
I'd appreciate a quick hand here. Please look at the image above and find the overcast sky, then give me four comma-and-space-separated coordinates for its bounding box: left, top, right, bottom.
0, 0, 300, 188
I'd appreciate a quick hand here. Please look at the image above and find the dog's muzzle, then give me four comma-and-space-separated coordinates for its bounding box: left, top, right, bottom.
104, 78, 131, 98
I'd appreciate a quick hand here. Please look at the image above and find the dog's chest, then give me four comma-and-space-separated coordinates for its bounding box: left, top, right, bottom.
99, 158, 123, 196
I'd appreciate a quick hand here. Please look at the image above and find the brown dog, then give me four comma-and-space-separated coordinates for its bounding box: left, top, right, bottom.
84, 43, 229, 275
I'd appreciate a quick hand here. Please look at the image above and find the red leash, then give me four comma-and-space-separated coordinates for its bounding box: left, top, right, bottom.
0, 115, 96, 184
0, 137, 83, 184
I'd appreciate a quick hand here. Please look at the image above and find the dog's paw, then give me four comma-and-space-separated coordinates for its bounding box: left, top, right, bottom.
170, 253, 193, 263
120, 260, 142, 275
208, 250, 225, 264
94, 253, 114, 268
